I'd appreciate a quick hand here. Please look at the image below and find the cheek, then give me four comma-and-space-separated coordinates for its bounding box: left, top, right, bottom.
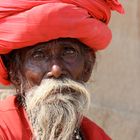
24, 66, 45, 86
66, 59, 85, 80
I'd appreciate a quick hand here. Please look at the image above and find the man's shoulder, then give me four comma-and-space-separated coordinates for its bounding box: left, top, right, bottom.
0, 95, 17, 112
0, 95, 32, 139
0, 95, 18, 137
81, 117, 112, 140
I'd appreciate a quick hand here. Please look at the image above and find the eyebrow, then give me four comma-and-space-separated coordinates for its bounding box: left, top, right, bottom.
31, 43, 47, 52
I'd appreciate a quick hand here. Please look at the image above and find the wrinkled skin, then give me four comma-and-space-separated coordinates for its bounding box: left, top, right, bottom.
4, 38, 96, 92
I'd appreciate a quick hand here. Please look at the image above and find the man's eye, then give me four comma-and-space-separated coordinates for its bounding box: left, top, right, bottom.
63, 47, 77, 56
32, 51, 45, 60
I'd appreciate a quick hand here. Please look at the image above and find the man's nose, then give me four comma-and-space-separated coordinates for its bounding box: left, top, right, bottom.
47, 64, 63, 78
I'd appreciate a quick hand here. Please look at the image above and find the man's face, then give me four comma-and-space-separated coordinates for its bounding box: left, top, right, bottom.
17, 38, 94, 88
7, 38, 95, 139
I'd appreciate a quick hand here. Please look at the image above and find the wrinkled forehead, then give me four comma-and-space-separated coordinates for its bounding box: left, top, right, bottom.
15, 38, 92, 55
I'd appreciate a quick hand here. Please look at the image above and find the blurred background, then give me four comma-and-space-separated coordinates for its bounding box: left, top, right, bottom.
87, 0, 140, 140
0, 0, 139, 140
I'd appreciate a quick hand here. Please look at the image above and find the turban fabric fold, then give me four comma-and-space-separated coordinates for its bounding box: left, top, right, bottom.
0, 0, 124, 85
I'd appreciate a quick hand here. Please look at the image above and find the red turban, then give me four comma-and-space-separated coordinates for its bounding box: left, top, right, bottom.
0, 0, 124, 85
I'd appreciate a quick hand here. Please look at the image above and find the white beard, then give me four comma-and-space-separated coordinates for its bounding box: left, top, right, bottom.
25, 78, 90, 140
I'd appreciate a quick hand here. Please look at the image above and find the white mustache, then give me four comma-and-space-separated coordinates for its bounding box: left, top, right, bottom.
26, 78, 90, 111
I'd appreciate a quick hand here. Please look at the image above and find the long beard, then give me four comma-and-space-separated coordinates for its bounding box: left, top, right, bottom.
25, 78, 90, 140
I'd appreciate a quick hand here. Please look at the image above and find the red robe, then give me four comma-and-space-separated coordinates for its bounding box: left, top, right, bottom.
0, 96, 111, 140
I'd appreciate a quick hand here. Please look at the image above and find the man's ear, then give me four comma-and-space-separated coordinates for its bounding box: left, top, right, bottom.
82, 51, 95, 82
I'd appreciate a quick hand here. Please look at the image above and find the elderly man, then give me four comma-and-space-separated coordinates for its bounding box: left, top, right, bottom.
0, 0, 124, 140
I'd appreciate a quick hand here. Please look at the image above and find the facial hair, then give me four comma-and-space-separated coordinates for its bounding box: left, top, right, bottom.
25, 78, 90, 140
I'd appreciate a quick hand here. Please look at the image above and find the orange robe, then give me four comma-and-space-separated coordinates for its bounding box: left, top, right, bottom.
0, 96, 111, 140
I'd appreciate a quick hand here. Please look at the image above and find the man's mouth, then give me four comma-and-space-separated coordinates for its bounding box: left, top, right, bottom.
50, 87, 77, 95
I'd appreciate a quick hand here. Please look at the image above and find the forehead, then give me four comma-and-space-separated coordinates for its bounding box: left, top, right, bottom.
20, 38, 89, 53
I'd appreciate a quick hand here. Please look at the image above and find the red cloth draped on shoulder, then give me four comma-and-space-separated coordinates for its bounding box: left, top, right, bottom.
0, 0, 124, 85
0, 96, 111, 140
